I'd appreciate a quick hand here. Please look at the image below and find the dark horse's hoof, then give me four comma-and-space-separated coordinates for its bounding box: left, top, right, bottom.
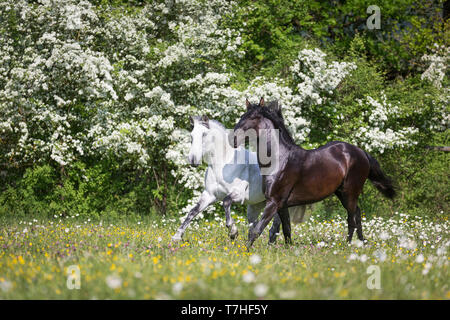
268, 234, 277, 245
245, 239, 255, 251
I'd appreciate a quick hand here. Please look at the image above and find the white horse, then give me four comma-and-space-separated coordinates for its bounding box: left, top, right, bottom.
172, 115, 309, 242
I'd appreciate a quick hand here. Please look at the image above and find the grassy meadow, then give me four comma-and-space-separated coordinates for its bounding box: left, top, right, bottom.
0, 212, 448, 300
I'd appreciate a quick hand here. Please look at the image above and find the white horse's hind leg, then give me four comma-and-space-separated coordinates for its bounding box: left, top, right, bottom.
223, 195, 238, 239
289, 205, 310, 224
172, 191, 216, 241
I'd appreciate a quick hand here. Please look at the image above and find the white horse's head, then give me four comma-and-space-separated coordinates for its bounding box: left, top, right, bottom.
188, 115, 230, 167
188, 115, 209, 166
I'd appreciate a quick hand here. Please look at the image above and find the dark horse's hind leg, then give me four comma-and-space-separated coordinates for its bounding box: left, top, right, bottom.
268, 207, 292, 244
354, 207, 365, 241
279, 207, 292, 244
335, 190, 365, 243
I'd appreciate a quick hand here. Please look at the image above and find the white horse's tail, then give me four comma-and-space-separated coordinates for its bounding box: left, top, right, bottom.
288, 205, 311, 224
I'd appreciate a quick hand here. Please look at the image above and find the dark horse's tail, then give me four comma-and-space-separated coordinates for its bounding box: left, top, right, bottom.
364, 152, 396, 199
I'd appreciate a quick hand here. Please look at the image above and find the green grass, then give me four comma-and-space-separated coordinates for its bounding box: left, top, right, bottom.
0, 212, 448, 299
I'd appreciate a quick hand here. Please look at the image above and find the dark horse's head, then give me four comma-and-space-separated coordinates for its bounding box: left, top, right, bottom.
231, 97, 286, 148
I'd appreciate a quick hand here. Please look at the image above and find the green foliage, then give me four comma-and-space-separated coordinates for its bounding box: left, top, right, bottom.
0, 161, 186, 219
305, 0, 449, 77
225, 0, 449, 79
224, 0, 309, 79
382, 132, 449, 216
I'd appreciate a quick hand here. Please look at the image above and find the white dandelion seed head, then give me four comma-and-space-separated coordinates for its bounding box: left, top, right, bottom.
172, 282, 183, 295
254, 284, 268, 297
374, 249, 387, 262
242, 271, 255, 283
106, 275, 122, 289
0, 280, 12, 292
415, 254, 425, 263
348, 253, 358, 261
249, 254, 261, 265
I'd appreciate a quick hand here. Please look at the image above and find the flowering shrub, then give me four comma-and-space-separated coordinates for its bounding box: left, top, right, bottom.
291, 48, 357, 106
352, 95, 419, 154
421, 44, 449, 89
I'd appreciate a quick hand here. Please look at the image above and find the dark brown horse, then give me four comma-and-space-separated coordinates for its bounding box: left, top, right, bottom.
232, 98, 396, 248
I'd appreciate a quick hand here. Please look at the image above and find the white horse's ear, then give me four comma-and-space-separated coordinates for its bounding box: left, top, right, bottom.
245, 98, 251, 109
259, 97, 265, 107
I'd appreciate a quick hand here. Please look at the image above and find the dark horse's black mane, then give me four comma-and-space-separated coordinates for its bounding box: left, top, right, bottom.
258, 102, 342, 151
249, 101, 297, 147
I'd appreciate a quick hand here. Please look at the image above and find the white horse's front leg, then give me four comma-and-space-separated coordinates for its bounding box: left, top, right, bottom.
172, 191, 216, 241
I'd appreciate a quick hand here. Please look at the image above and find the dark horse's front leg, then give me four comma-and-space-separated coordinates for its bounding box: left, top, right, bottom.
247, 200, 280, 249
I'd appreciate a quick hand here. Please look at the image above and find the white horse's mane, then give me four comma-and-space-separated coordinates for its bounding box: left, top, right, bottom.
194, 117, 228, 137
192, 116, 224, 129
208, 119, 226, 131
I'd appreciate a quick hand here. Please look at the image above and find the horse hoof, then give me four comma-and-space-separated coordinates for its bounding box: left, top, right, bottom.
229, 231, 238, 240
245, 238, 255, 250
229, 225, 238, 240
172, 235, 183, 242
